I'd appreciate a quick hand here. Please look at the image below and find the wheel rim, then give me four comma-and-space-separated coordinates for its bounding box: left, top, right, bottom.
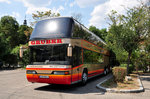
82, 73, 87, 83
106, 68, 109, 73
110, 67, 112, 71
104, 70, 107, 75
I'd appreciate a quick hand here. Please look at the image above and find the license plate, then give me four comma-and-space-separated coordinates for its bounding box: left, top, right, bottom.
39, 75, 49, 78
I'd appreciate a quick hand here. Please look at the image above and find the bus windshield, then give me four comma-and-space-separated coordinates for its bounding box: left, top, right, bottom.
30, 18, 73, 40
30, 44, 70, 65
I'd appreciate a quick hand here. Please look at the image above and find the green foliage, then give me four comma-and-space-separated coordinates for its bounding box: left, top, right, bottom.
18, 25, 32, 44
120, 64, 134, 74
112, 67, 127, 82
132, 49, 150, 73
21, 49, 30, 66
0, 16, 19, 48
11, 44, 29, 67
0, 9, 62, 67
32, 10, 60, 21
31, 10, 60, 26
107, 3, 150, 74
0, 16, 19, 65
0, 34, 7, 59
18, 25, 27, 44
0, 16, 32, 67
89, 26, 107, 41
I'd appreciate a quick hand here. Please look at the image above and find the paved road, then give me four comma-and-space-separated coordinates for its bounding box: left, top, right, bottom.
0, 69, 150, 99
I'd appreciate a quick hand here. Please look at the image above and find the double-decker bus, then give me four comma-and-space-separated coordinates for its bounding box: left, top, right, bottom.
26, 17, 115, 85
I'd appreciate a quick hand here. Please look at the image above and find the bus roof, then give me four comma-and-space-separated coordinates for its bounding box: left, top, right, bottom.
30, 17, 106, 45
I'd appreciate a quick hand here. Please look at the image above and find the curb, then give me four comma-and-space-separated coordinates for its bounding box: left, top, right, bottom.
96, 75, 144, 93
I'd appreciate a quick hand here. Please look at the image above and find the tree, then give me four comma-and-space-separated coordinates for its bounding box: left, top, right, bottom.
18, 25, 33, 44
31, 10, 60, 26
107, 3, 149, 75
24, 26, 33, 41
0, 16, 19, 48
89, 26, 107, 41
0, 34, 7, 60
0, 16, 20, 66
18, 25, 28, 44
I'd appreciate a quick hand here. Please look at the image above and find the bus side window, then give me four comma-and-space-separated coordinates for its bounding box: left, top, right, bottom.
72, 46, 82, 67
83, 49, 104, 64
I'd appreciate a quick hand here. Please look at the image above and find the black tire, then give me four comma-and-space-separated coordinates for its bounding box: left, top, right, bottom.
81, 72, 88, 85
104, 68, 107, 75
109, 66, 112, 72
106, 68, 109, 74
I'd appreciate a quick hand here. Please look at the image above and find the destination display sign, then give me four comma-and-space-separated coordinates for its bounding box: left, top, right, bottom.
29, 39, 63, 46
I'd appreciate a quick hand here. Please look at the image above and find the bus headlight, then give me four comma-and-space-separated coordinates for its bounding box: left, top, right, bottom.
53, 71, 69, 75
27, 70, 37, 74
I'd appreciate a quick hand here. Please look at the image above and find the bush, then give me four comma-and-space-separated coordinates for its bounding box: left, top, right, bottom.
21, 49, 29, 66
112, 67, 127, 82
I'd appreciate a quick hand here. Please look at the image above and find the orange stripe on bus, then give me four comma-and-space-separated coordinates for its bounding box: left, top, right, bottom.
83, 40, 105, 50
72, 64, 83, 70
81, 40, 84, 63
82, 46, 101, 53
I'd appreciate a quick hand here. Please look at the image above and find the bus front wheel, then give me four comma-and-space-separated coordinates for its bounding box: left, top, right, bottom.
81, 72, 88, 85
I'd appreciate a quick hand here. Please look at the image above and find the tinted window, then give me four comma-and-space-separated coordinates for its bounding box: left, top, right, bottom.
83, 49, 103, 64
30, 18, 73, 40
30, 44, 70, 65
72, 21, 106, 46
72, 46, 82, 67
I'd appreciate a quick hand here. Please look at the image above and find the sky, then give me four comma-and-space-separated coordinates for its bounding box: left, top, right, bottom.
0, 0, 148, 29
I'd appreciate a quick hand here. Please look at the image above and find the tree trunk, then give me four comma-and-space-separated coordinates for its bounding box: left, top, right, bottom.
136, 65, 138, 73
127, 51, 132, 75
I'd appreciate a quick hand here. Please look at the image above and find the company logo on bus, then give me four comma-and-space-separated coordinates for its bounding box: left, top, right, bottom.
30, 39, 62, 45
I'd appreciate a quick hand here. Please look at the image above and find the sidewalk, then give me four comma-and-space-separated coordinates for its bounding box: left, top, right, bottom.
97, 75, 144, 93
140, 75, 150, 94
96, 74, 150, 99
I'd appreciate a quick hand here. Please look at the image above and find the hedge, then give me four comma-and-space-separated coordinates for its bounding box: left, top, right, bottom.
112, 67, 127, 82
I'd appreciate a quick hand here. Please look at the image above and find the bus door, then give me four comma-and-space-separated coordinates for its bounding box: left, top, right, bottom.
71, 46, 82, 83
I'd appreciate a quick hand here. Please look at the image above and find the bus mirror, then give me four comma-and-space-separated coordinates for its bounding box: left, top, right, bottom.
67, 46, 72, 57
20, 46, 23, 58
20, 46, 28, 58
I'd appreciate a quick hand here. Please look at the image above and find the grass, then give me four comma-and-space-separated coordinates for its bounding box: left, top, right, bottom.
101, 74, 139, 90
120, 64, 132, 67
101, 78, 117, 88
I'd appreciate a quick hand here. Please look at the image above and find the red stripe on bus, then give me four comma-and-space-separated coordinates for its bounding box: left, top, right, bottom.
26, 74, 71, 84
88, 69, 104, 74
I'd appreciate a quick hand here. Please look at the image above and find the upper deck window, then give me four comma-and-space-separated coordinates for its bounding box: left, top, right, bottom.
30, 17, 73, 40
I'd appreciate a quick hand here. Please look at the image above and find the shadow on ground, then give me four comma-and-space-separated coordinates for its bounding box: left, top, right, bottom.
34, 74, 110, 95
140, 76, 150, 81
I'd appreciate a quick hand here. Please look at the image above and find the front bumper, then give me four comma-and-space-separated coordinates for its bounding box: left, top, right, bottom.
26, 74, 71, 84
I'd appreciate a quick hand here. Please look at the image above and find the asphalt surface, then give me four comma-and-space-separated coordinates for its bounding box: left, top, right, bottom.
0, 69, 150, 99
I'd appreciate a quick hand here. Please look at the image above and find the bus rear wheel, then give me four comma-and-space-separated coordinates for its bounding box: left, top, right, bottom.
104, 68, 108, 75
81, 72, 88, 85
